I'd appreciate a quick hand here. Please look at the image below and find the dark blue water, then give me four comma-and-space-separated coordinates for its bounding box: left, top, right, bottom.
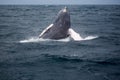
0, 5, 120, 80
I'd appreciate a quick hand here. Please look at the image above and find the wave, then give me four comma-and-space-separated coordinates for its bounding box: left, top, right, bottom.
19, 28, 98, 43
41, 54, 120, 65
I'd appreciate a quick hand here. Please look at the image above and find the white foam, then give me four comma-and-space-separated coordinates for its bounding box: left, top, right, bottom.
20, 28, 98, 43
83, 36, 98, 40
53, 37, 70, 42
19, 37, 70, 43
20, 37, 40, 43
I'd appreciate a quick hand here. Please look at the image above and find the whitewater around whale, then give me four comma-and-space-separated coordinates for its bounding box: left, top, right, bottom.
20, 28, 98, 43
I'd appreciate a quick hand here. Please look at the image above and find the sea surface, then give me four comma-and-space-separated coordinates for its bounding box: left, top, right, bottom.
0, 5, 120, 80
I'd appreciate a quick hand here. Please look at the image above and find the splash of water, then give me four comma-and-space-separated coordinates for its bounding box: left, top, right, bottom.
19, 28, 98, 43
20, 37, 41, 43
19, 37, 70, 43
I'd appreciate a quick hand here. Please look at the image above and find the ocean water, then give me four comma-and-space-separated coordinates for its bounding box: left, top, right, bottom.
0, 5, 120, 80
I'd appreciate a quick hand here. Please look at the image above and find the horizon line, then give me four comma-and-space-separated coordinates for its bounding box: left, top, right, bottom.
0, 3, 120, 5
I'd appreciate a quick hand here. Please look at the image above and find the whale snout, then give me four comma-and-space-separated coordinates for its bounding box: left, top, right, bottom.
62, 7, 69, 13
62, 7, 67, 12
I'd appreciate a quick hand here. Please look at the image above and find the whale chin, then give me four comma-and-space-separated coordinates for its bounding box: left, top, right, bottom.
39, 7, 71, 40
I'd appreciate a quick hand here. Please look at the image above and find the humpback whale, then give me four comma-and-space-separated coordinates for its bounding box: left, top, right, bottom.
19, 7, 98, 43
39, 7, 71, 39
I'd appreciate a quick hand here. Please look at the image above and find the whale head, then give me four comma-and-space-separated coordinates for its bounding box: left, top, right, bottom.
54, 7, 71, 29
39, 7, 71, 39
